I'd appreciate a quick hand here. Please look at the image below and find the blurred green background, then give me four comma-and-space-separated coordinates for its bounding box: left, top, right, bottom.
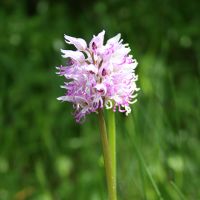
0, 0, 200, 199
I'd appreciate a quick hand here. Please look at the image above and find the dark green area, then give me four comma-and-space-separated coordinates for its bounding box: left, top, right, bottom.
0, 0, 200, 199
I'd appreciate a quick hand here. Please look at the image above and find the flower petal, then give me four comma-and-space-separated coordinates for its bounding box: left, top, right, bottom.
89, 30, 105, 50
61, 49, 85, 62
107, 33, 121, 44
84, 64, 98, 74
64, 35, 87, 50
105, 100, 113, 109
57, 96, 72, 101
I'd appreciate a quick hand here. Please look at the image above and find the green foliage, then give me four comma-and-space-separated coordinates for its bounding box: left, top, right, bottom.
0, 0, 200, 199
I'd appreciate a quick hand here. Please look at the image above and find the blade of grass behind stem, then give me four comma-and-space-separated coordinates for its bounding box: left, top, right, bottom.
170, 181, 186, 200
126, 115, 164, 200
131, 137, 164, 200
125, 115, 147, 200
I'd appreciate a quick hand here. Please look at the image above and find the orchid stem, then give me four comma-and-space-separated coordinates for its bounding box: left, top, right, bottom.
98, 109, 117, 200
107, 110, 117, 198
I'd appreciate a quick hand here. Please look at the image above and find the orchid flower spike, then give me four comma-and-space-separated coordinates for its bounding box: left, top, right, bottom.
56, 30, 139, 123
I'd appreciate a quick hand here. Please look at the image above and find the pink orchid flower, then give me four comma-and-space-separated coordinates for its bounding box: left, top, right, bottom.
57, 30, 139, 122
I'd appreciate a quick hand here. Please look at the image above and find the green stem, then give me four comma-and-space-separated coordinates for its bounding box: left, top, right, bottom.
98, 109, 117, 200
107, 110, 117, 196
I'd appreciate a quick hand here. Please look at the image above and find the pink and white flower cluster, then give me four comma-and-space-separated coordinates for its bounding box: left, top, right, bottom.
56, 30, 139, 122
